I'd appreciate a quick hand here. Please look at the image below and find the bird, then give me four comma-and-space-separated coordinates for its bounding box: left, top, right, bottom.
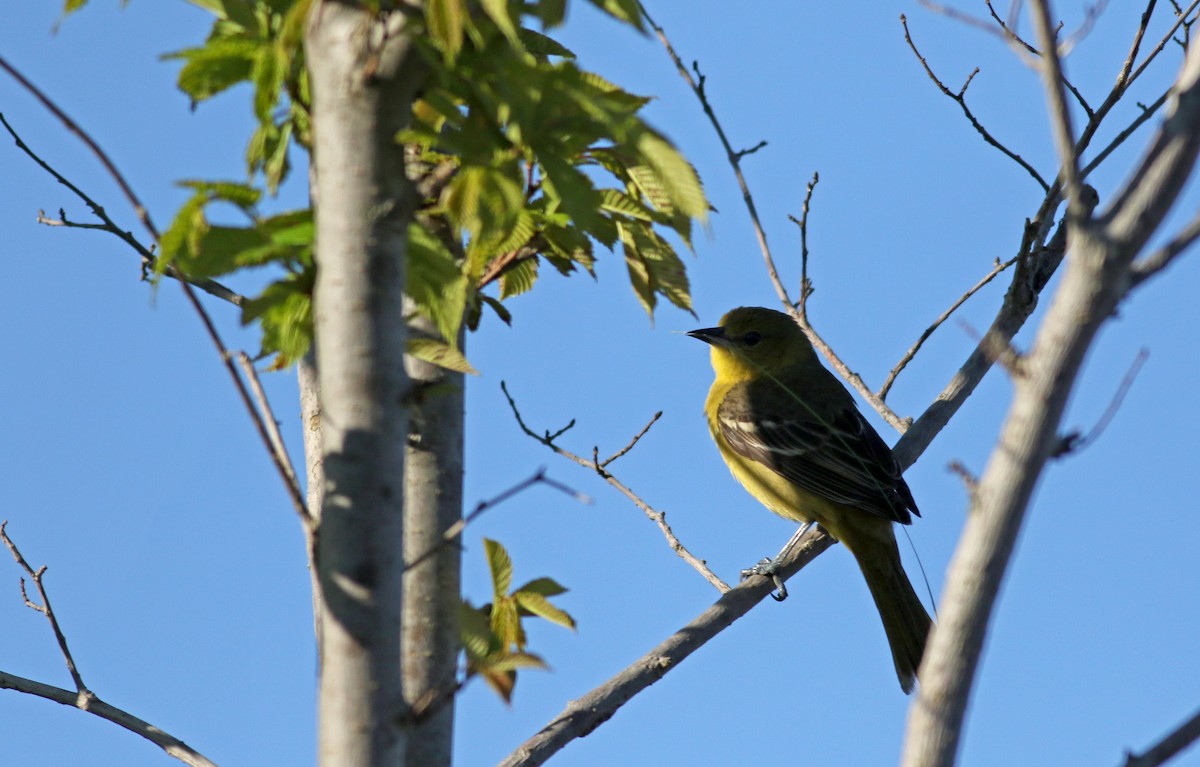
688, 306, 932, 693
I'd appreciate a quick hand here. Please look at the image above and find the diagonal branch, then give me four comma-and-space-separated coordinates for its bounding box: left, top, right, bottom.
0, 523, 217, 767
498, 525, 834, 767
501, 381, 730, 593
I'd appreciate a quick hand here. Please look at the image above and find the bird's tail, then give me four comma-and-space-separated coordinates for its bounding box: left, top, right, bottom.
847, 528, 933, 694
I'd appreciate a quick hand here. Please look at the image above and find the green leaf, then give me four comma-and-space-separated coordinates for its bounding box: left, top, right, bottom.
490, 597, 523, 648
484, 538, 513, 597
460, 600, 497, 660
516, 577, 568, 597
167, 39, 260, 103
599, 188, 655, 221
479, 294, 513, 326
517, 28, 575, 59
481, 0, 520, 46
635, 132, 707, 220
515, 591, 576, 630
483, 650, 548, 672
427, 0, 466, 58
407, 223, 468, 346
241, 272, 314, 369
586, 0, 644, 30
498, 256, 538, 299
407, 338, 479, 375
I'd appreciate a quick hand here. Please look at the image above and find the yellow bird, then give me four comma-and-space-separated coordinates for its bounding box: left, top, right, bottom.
689, 306, 932, 693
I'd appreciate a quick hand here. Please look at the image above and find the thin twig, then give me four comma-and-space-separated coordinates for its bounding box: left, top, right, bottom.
501, 381, 730, 592
406, 468, 592, 574
0, 523, 217, 767
787, 172, 820, 323
3, 67, 311, 532
901, 14, 1050, 191
1132, 205, 1200, 284
0, 55, 158, 235
1126, 0, 1200, 89
1, 522, 88, 698
0, 670, 217, 767
0, 112, 243, 306
236, 352, 312, 524
1052, 348, 1148, 456
879, 256, 1018, 400
1122, 706, 1200, 767
600, 412, 662, 468
1029, 0, 1088, 218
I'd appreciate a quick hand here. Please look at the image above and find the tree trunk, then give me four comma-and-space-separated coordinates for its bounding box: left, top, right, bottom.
305, 4, 427, 766
401, 311, 464, 767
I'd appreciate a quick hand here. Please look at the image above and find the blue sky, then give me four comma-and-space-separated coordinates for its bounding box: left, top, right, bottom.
2, 2, 1198, 766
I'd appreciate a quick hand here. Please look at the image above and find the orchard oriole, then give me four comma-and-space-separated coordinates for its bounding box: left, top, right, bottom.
689, 306, 932, 693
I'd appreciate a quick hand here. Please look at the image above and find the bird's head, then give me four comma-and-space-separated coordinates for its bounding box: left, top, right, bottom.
687, 306, 817, 380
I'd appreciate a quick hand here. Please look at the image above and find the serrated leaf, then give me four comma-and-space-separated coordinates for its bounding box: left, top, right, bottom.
490, 597, 523, 648
407, 338, 479, 375
427, 0, 466, 58
517, 28, 575, 59
481, 668, 516, 703
179, 179, 262, 208
167, 39, 259, 103
586, 0, 644, 30
516, 577, 568, 598
635, 132, 707, 220
241, 272, 314, 369
459, 601, 496, 660
599, 188, 655, 221
515, 591, 576, 630
483, 650, 548, 672
484, 538, 513, 597
481, 0, 520, 46
479, 295, 513, 325
406, 223, 468, 346
498, 256, 538, 299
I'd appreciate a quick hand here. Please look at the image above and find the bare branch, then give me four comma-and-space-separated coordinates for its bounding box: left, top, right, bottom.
599, 411, 662, 468
1052, 348, 1148, 456
902, 14, 1050, 190
501, 381, 729, 592
0, 112, 243, 306
236, 353, 312, 524
0, 671, 218, 767
499, 525, 834, 767
1, 67, 315, 535
0, 55, 158, 235
1131, 208, 1200, 283
1122, 706, 1200, 767
0, 523, 217, 767
787, 172, 819, 323
879, 256, 1017, 401
901, 31, 1200, 767
1029, 0, 1088, 218
1, 522, 88, 696
406, 468, 591, 574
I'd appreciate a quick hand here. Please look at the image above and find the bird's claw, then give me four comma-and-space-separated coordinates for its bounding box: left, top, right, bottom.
740, 556, 788, 601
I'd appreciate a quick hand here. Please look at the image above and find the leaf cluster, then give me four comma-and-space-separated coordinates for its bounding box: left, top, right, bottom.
104, 0, 706, 372
460, 538, 575, 702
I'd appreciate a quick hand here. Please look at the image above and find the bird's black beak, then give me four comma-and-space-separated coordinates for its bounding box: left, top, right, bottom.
686, 326, 726, 346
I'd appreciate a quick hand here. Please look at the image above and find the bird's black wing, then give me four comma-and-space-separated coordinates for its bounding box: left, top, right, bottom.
717, 378, 918, 524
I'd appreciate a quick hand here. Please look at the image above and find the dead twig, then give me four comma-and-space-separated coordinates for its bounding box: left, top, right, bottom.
0, 523, 217, 767
879, 256, 1018, 401
501, 381, 730, 592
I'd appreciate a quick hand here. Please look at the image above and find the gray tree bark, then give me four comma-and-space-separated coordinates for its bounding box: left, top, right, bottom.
305, 4, 427, 766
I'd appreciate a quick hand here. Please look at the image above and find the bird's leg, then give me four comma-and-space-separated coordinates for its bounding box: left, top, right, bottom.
740, 521, 816, 601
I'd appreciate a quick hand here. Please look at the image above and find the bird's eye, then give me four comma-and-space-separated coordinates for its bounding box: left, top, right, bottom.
743, 331, 762, 347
